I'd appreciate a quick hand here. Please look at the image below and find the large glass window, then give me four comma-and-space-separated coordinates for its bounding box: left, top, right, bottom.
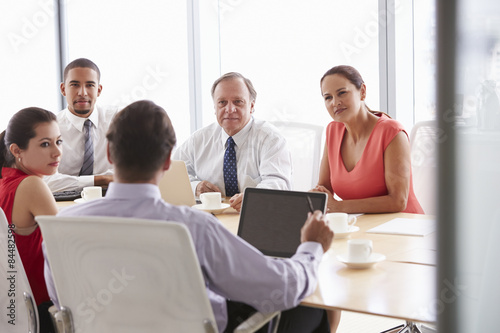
65, 0, 191, 143
0, 0, 59, 129
2, 1, 436, 142
1, 1, 440, 166
414, 0, 437, 124
198, 0, 380, 128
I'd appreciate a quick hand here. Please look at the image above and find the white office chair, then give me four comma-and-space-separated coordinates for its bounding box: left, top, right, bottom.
36, 215, 279, 333
0, 208, 39, 333
271, 121, 324, 191
409, 120, 439, 215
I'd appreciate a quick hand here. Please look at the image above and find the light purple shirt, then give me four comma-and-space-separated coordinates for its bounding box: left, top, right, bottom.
44, 182, 323, 332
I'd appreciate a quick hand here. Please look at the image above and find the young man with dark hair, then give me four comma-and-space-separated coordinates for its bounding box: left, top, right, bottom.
45, 58, 117, 192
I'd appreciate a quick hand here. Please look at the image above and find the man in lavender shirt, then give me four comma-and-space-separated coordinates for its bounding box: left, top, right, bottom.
44, 100, 333, 332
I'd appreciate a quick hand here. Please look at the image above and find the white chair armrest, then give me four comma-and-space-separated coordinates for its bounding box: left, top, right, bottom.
48, 305, 74, 333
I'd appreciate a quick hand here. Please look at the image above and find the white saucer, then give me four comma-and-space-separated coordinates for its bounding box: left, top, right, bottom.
333, 226, 360, 239
192, 203, 230, 214
337, 253, 386, 269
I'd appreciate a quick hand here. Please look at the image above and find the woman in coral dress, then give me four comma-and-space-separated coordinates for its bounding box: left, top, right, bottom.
312, 65, 424, 333
313, 65, 424, 215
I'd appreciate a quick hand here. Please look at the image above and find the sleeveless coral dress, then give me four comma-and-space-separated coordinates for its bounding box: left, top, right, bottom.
326, 115, 424, 214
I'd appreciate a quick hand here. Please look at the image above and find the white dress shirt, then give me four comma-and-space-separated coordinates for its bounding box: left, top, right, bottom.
173, 118, 292, 196
44, 182, 323, 332
44, 105, 118, 192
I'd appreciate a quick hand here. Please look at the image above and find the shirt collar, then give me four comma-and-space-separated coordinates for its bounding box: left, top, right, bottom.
220, 117, 254, 147
104, 182, 162, 200
66, 105, 100, 132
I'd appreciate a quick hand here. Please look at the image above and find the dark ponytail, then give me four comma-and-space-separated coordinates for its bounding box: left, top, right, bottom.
1, 107, 56, 177
0, 130, 8, 170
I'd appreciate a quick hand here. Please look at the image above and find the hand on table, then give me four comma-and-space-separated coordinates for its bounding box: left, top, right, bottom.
311, 185, 340, 213
94, 174, 113, 186
229, 193, 243, 212
301, 210, 333, 253
196, 181, 222, 197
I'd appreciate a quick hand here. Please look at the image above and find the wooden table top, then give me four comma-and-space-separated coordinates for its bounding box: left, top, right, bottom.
217, 211, 437, 324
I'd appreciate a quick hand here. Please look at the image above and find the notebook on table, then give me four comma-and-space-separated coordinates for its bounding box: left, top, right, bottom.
366, 218, 436, 237
159, 160, 196, 207
237, 188, 328, 258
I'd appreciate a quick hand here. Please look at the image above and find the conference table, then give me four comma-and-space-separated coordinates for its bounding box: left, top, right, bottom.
217, 210, 437, 331
57, 200, 436, 331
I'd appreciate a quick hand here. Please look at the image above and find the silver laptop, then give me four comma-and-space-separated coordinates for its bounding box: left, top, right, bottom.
237, 188, 327, 258
159, 160, 196, 207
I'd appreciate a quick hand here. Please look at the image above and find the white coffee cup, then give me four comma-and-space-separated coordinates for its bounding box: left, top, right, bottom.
326, 212, 357, 233
81, 186, 102, 201
199, 192, 222, 209
347, 239, 373, 263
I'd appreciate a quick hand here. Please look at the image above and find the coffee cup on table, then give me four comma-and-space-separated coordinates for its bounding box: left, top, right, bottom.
199, 192, 222, 210
80, 186, 102, 201
347, 239, 373, 263
326, 212, 357, 233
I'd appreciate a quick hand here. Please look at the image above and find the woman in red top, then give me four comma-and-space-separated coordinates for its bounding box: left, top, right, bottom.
0, 107, 62, 333
313, 65, 424, 215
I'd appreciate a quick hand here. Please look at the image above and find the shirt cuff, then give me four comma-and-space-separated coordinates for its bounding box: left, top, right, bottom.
294, 242, 324, 261
78, 175, 95, 188
191, 180, 201, 197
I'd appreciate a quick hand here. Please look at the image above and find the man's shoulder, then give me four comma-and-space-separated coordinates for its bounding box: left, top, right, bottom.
56, 109, 74, 132
56, 108, 69, 120
58, 198, 219, 225
250, 118, 283, 139
189, 122, 221, 140
57, 105, 118, 121
198, 122, 220, 133
57, 200, 101, 216
95, 105, 120, 121
57, 200, 223, 242
167, 204, 220, 225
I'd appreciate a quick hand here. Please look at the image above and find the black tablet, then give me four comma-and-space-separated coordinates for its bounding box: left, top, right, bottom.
237, 188, 327, 258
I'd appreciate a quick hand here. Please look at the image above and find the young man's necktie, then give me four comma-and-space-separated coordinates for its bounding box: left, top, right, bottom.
79, 119, 94, 176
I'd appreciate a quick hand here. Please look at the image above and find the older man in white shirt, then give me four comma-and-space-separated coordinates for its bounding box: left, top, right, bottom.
174, 72, 292, 211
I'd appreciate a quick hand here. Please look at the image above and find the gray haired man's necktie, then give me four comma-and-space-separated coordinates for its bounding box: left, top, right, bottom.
79, 119, 94, 176
223, 136, 239, 197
